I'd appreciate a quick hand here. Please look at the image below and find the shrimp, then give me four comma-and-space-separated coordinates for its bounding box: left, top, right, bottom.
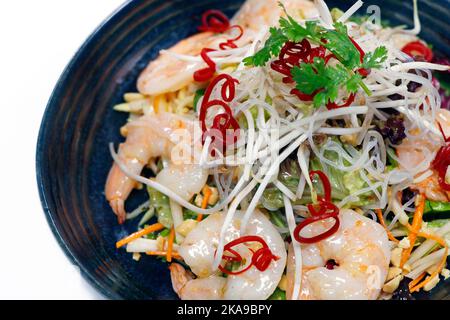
170, 210, 287, 300
105, 111, 208, 223
397, 109, 450, 202
169, 264, 227, 300
137, 0, 319, 96
286, 209, 390, 300
137, 32, 229, 96
232, 0, 319, 33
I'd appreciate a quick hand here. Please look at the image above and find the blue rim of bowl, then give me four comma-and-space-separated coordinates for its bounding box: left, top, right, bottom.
36, 0, 136, 300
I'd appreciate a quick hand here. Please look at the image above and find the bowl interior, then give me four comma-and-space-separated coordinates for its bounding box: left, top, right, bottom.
37, 0, 450, 299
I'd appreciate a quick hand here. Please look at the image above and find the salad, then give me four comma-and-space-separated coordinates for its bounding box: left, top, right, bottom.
105, 0, 450, 300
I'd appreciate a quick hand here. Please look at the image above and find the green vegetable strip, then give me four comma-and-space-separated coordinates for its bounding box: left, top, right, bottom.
147, 186, 173, 228
424, 200, 450, 214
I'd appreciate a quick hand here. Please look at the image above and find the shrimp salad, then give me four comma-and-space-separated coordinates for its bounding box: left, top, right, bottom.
106, 0, 450, 300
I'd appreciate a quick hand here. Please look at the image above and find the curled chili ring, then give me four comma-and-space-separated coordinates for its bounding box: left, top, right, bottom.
294, 215, 340, 244
194, 48, 217, 82
195, 11, 244, 82
219, 25, 244, 50
217, 236, 279, 275
198, 9, 230, 33
402, 41, 433, 62
293, 171, 341, 244
326, 92, 356, 110
199, 74, 240, 151
432, 123, 450, 191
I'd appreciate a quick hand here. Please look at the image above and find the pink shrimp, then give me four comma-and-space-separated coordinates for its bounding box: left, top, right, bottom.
105, 112, 207, 223
397, 109, 450, 202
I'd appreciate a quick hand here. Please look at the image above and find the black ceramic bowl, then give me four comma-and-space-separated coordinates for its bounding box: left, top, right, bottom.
37, 0, 450, 299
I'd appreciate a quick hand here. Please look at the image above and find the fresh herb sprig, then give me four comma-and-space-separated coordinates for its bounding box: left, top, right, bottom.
244, 4, 388, 107
291, 58, 363, 108
243, 11, 362, 69
362, 46, 389, 70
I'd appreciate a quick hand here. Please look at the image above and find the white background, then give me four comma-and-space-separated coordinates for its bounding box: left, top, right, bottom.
0, 0, 126, 299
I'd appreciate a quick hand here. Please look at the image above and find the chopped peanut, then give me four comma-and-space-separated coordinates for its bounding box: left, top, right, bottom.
207, 187, 219, 205
176, 219, 199, 237
386, 267, 403, 282
194, 194, 204, 207
132, 253, 141, 261
398, 238, 411, 249
391, 247, 403, 268
340, 134, 358, 146
383, 275, 403, 293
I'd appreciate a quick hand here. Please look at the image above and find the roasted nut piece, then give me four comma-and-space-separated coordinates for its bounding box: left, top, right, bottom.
391, 247, 403, 267
176, 219, 199, 237
383, 275, 403, 293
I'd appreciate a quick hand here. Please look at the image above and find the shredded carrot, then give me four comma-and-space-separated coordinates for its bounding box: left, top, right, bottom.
166, 227, 175, 262
116, 223, 164, 248
407, 230, 448, 293
197, 186, 212, 222
400, 194, 425, 268
376, 209, 400, 243
146, 251, 182, 259
408, 272, 427, 291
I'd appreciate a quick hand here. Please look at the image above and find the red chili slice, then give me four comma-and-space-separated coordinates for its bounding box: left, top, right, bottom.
326, 93, 356, 110
349, 37, 370, 77
402, 41, 433, 62
349, 37, 365, 63
432, 123, 450, 191
194, 48, 217, 82
199, 74, 240, 152
219, 25, 244, 50
293, 171, 341, 244
294, 214, 340, 244
271, 40, 323, 84
290, 88, 319, 101
218, 261, 253, 275
198, 9, 230, 33
218, 236, 279, 275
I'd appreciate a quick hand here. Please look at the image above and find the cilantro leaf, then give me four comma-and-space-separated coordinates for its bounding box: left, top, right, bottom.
346, 73, 363, 92
292, 58, 361, 108
322, 22, 361, 69
243, 27, 287, 66
362, 46, 388, 69
243, 7, 389, 106
279, 16, 321, 42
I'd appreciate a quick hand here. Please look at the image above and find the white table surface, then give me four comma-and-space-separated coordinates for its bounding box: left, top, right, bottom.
0, 0, 126, 300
